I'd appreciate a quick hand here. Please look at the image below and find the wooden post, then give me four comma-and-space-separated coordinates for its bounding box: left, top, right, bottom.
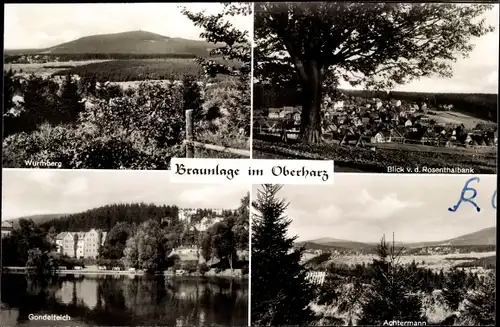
185, 109, 194, 158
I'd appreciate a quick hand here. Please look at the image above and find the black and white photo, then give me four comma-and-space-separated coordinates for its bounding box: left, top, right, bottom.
252, 2, 498, 174
251, 175, 496, 326
3, 2, 252, 170
1, 169, 249, 326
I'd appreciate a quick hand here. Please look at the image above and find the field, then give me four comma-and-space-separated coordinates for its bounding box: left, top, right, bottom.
4, 60, 110, 75
425, 109, 496, 130
51, 59, 205, 82
253, 136, 497, 174
331, 251, 496, 271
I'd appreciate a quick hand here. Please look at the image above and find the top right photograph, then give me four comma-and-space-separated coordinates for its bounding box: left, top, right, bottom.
252, 2, 498, 174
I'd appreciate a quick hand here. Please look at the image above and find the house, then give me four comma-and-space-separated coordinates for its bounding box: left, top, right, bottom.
333, 101, 344, 110
84, 229, 103, 259
361, 117, 370, 125
465, 134, 473, 145
371, 131, 391, 143
421, 130, 438, 145
390, 129, 405, 143
1, 220, 14, 238
62, 233, 76, 257
404, 119, 413, 127
55, 232, 68, 253
268, 108, 281, 119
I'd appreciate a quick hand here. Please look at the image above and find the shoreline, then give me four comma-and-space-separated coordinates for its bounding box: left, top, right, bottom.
1, 268, 248, 279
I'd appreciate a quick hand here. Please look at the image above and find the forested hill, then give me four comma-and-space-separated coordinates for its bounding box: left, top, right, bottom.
39, 203, 179, 232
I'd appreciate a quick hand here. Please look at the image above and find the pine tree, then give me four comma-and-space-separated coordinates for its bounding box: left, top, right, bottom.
460, 271, 495, 326
359, 234, 426, 325
58, 73, 84, 123
251, 184, 315, 326
442, 267, 467, 311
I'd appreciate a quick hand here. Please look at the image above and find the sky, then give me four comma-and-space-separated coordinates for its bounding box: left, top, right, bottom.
3, 3, 252, 49
1, 169, 249, 220
340, 5, 499, 94
252, 174, 497, 243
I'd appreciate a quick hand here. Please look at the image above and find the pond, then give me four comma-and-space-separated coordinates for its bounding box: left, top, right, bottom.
0, 274, 248, 326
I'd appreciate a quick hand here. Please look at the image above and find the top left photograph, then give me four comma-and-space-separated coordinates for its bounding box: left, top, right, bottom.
3, 2, 252, 170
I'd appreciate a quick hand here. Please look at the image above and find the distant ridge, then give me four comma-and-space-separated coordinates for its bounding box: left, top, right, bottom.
4, 30, 217, 56
297, 226, 496, 250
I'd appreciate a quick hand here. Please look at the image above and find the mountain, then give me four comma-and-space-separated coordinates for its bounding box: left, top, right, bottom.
5, 30, 217, 56
298, 227, 496, 251
6, 214, 68, 228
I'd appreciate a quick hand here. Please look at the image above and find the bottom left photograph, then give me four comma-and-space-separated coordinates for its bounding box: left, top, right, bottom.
1, 169, 249, 327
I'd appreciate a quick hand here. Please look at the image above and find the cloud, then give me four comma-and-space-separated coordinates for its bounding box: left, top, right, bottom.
63, 177, 89, 196
351, 189, 423, 220
178, 185, 244, 207
24, 170, 58, 187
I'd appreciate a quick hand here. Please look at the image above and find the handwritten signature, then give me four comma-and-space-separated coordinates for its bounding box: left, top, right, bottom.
448, 177, 496, 212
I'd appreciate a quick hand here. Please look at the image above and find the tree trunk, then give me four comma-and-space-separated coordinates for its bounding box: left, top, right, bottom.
229, 252, 233, 273
300, 62, 323, 144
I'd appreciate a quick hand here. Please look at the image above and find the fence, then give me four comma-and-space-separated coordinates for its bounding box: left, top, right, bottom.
306, 271, 327, 285
184, 109, 251, 158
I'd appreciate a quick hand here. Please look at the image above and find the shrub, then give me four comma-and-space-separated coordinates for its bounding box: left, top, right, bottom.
198, 262, 210, 276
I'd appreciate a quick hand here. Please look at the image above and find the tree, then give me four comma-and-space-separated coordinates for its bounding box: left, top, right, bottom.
359, 235, 426, 325
232, 192, 250, 250
251, 184, 314, 326
181, 3, 251, 81
58, 73, 84, 123
201, 233, 213, 263
182, 3, 252, 138
210, 221, 237, 272
255, 3, 495, 144
123, 220, 171, 272
442, 267, 467, 311
460, 271, 495, 326
10, 219, 52, 265
100, 222, 133, 259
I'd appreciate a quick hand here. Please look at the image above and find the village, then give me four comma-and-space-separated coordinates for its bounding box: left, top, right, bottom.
3, 207, 245, 276
254, 94, 498, 149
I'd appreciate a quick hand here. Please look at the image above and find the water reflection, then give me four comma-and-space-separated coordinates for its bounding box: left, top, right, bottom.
0, 274, 248, 326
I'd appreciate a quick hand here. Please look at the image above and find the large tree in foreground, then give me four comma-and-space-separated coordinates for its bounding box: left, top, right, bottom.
255, 3, 495, 144
251, 184, 315, 326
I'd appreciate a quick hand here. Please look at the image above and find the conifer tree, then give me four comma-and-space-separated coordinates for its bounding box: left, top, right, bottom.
251, 184, 315, 326
58, 73, 84, 123
442, 267, 467, 311
359, 234, 426, 325
460, 271, 496, 326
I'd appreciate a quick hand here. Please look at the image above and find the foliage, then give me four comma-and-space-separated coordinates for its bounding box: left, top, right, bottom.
99, 222, 134, 259
198, 262, 210, 275
0, 219, 53, 269
254, 3, 495, 143
442, 268, 468, 311
123, 220, 172, 272
358, 237, 426, 325
39, 203, 178, 232
181, 2, 251, 82
251, 184, 315, 326
460, 271, 496, 325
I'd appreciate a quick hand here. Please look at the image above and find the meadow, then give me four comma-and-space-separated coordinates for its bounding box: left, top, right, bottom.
52, 59, 204, 82
4, 60, 110, 75
332, 252, 496, 271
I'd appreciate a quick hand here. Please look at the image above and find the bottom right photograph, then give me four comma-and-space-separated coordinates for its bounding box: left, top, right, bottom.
251, 174, 496, 327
